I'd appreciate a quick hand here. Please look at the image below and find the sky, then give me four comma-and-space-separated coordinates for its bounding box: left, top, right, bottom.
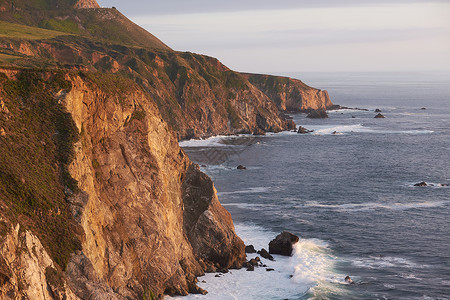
97, 0, 450, 73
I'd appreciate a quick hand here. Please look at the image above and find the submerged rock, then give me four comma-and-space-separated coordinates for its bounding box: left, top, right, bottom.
297, 126, 313, 134
269, 231, 299, 256
374, 113, 385, 118
237, 165, 247, 170
375, 108, 382, 113
345, 276, 354, 284
414, 181, 428, 187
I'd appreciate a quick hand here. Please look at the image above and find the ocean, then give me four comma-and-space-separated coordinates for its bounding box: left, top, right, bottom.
174, 71, 450, 300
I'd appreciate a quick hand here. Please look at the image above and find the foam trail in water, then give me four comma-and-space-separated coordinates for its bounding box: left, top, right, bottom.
168, 223, 347, 300
179, 134, 258, 148
352, 256, 427, 270
302, 124, 434, 136
217, 187, 270, 196
303, 200, 448, 212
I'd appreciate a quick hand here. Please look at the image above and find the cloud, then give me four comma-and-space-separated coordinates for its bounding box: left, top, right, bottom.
97, 1, 450, 72
97, 0, 450, 16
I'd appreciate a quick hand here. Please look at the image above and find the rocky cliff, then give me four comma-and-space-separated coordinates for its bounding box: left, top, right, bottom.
0, 36, 297, 139
0, 69, 245, 298
244, 73, 334, 112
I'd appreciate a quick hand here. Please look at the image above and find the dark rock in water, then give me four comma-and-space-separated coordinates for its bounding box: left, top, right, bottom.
375, 108, 382, 113
237, 165, 247, 170
245, 245, 257, 253
297, 126, 313, 134
286, 119, 297, 130
246, 265, 255, 271
253, 127, 266, 136
345, 276, 354, 284
215, 274, 221, 278
414, 181, 428, 187
421, 107, 426, 110
307, 109, 328, 119
257, 248, 274, 261
249, 257, 260, 266
266, 268, 275, 272
352, 116, 356, 118
269, 231, 299, 256
217, 268, 229, 273
332, 131, 338, 135
374, 113, 385, 118
191, 285, 208, 295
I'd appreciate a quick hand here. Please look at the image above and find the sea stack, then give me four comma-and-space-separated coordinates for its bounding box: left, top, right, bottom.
269, 231, 300, 256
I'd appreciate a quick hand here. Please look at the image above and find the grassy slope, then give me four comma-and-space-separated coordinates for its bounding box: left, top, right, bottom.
0, 70, 82, 270
0, 20, 69, 40
0, 5, 171, 50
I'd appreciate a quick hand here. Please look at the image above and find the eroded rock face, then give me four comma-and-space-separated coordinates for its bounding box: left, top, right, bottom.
74, 0, 100, 8
0, 225, 79, 299
182, 165, 246, 270
62, 75, 245, 298
244, 73, 334, 112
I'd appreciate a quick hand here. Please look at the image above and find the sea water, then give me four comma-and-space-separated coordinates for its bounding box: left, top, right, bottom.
174, 72, 450, 299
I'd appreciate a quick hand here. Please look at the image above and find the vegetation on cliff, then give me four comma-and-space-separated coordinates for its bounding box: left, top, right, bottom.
0, 70, 82, 269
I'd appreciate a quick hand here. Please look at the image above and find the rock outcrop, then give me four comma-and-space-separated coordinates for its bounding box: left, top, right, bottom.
75, 0, 100, 9
182, 165, 246, 271
0, 225, 79, 299
244, 73, 333, 112
307, 109, 329, 119
269, 232, 299, 256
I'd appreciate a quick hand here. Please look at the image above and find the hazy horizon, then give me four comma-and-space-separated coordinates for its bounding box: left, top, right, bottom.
98, 0, 450, 73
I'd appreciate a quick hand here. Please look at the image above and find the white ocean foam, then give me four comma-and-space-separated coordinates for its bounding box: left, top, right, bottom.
220, 202, 278, 210
309, 124, 367, 135
168, 223, 347, 300
304, 200, 448, 212
352, 256, 426, 270
302, 124, 434, 136
179, 134, 257, 148
217, 187, 271, 196
407, 182, 450, 188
